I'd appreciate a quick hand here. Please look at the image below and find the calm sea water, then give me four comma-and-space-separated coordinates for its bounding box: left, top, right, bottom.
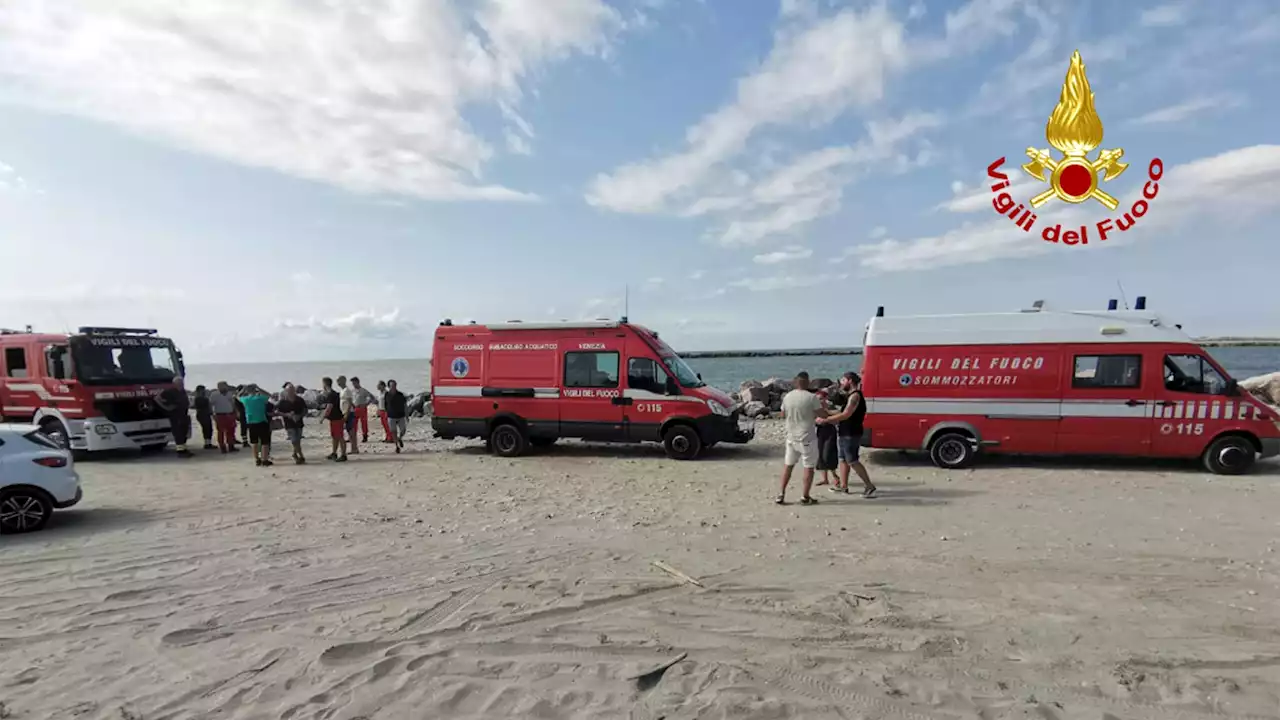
185, 346, 1278, 396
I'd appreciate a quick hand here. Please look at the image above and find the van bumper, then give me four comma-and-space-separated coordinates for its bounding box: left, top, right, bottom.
698, 412, 754, 445
1260, 437, 1280, 459
69, 417, 172, 452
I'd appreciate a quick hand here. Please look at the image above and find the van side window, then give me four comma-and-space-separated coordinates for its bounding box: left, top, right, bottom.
564, 351, 619, 388
1164, 354, 1228, 395
4, 347, 28, 378
627, 357, 670, 395
46, 345, 70, 380
1072, 354, 1141, 389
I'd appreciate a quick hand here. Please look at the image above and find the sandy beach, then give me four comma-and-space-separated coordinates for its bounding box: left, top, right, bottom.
2, 421, 1279, 720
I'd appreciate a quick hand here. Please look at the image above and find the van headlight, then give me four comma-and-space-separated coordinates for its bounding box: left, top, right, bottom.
707, 399, 730, 416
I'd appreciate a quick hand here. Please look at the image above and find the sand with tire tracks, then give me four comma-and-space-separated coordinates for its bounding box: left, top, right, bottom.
2, 419, 1279, 719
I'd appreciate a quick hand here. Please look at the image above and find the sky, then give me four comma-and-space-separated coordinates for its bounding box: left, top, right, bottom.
1, 0, 1278, 363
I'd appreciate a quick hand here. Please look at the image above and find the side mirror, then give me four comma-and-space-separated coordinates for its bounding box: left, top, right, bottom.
1226, 379, 1240, 396
665, 377, 680, 396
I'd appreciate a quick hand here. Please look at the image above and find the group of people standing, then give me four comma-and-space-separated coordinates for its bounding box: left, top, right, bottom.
157, 375, 411, 466
777, 371, 876, 505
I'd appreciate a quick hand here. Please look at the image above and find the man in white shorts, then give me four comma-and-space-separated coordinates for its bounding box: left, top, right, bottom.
778, 372, 831, 505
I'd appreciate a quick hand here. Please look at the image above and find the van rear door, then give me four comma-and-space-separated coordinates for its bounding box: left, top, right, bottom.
560, 339, 625, 441
1057, 349, 1153, 456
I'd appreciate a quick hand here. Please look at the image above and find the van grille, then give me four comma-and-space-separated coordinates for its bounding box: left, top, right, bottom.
94, 398, 170, 423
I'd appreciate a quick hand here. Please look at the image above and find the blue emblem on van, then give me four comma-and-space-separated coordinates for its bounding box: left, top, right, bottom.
899, 373, 913, 387
451, 357, 470, 378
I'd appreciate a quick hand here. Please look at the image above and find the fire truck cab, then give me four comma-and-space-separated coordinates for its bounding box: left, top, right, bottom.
860, 300, 1280, 475
431, 319, 754, 459
0, 326, 185, 454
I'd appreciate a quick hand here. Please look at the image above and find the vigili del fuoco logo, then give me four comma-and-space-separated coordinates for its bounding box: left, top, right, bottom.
986, 50, 1163, 246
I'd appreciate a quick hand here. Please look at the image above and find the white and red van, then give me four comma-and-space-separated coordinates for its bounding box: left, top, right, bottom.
861, 300, 1280, 475
430, 320, 753, 459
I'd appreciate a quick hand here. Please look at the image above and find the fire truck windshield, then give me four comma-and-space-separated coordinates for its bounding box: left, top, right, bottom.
68, 336, 180, 385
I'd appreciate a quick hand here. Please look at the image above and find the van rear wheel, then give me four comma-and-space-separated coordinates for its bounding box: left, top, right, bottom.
490, 423, 528, 458
1203, 435, 1255, 475
662, 425, 702, 461
929, 432, 976, 470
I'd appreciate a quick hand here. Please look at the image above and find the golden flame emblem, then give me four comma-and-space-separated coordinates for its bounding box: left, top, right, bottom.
1021, 51, 1128, 210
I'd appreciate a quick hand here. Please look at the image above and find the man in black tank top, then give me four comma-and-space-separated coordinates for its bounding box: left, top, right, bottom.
817, 372, 877, 497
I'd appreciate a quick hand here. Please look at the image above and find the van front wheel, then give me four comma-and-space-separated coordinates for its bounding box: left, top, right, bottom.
489, 423, 528, 458
929, 432, 976, 470
663, 425, 702, 461
1203, 435, 1255, 475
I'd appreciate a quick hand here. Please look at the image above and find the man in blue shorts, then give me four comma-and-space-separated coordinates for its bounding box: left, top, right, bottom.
817, 372, 877, 497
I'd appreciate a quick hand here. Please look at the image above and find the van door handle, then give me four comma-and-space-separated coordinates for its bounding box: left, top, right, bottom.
1125, 399, 1144, 407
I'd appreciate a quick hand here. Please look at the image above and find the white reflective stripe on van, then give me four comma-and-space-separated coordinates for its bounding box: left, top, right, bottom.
433, 386, 482, 397
866, 398, 1148, 418
6, 383, 77, 402
621, 389, 705, 403
431, 387, 561, 398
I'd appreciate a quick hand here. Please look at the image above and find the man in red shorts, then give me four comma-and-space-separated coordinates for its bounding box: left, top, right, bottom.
319, 376, 347, 462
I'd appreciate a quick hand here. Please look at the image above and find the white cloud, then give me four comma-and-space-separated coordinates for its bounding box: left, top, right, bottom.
729, 272, 848, 292
852, 144, 1280, 273
688, 269, 706, 280
1140, 3, 1189, 27
584, 3, 912, 215
277, 308, 416, 339
708, 112, 943, 246
0, 0, 624, 201
504, 129, 533, 156
870, 226, 888, 239
938, 177, 1039, 213
753, 245, 813, 264
1129, 94, 1244, 125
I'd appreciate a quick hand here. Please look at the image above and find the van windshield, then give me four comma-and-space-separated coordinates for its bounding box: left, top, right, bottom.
1164, 353, 1230, 395
662, 354, 704, 388
69, 335, 180, 386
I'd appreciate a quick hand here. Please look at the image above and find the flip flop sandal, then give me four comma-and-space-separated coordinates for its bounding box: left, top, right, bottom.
775, 495, 787, 505
800, 496, 819, 505
863, 487, 878, 498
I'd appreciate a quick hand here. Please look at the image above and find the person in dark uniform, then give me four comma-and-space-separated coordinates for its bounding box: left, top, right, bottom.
818, 372, 876, 497
155, 375, 194, 458
193, 385, 215, 450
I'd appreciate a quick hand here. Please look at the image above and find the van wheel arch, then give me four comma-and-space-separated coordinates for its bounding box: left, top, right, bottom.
925, 426, 979, 470
921, 422, 981, 452
1202, 432, 1259, 475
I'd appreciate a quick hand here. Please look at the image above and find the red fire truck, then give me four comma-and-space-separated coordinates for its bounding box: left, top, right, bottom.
0, 326, 186, 454
860, 299, 1280, 475
431, 319, 754, 459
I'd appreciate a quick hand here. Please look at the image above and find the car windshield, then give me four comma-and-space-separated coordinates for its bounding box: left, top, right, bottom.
661, 355, 704, 388
69, 335, 180, 385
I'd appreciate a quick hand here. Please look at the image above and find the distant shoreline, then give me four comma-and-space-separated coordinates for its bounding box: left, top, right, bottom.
1198, 339, 1280, 347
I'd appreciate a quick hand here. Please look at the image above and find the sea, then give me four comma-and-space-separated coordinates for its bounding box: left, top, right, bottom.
184, 346, 1279, 396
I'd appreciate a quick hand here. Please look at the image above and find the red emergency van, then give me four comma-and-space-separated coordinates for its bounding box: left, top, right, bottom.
861, 300, 1280, 475
1, 326, 185, 454
430, 320, 754, 459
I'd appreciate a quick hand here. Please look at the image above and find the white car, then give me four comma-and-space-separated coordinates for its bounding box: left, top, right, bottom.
0, 423, 83, 534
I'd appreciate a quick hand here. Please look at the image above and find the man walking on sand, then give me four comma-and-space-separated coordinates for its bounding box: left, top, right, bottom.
351, 376, 374, 443
320, 377, 347, 462
383, 379, 409, 453
239, 384, 274, 467
155, 375, 194, 458
818, 371, 877, 497
276, 383, 308, 464
778, 372, 829, 505
376, 380, 395, 443
210, 381, 239, 453
337, 375, 359, 455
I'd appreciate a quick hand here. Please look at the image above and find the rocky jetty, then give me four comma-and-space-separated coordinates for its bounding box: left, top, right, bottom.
736, 377, 833, 418
1240, 371, 1280, 407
